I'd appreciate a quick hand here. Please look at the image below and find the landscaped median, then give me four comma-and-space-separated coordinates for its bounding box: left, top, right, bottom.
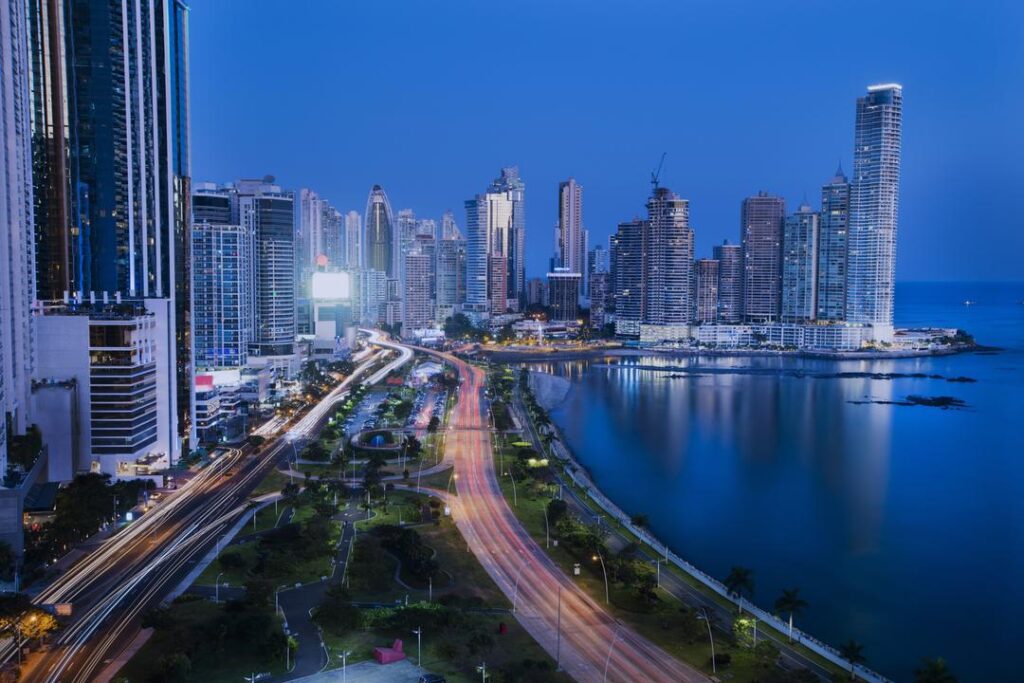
318, 488, 570, 682
120, 476, 344, 681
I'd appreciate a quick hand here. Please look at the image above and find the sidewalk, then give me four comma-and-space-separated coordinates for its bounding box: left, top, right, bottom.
291, 659, 427, 683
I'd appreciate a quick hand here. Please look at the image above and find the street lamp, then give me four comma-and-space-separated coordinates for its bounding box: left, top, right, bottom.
592, 552, 610, 605
697, 606, 716, 674
507, 471, 518, 507
336, 649, 352, 683
651, 558, 665, 588
446, 470, 458, 495
215, 572, 225, 603
412, 627, 423, 667
476, 662, 488, 682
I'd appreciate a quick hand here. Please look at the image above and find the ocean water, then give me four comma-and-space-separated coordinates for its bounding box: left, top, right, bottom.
536, 282, 1024, 682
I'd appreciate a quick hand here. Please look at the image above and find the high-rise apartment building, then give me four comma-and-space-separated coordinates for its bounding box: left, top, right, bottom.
196, 179, 295, 368
713, 241, 743, 323
435, 235, 466, 323
741, 192, 785, 323
27, 0, 193, 454
365, 185, 395, 276
547, 269, 581, 322
526, 278, 547, 307
817, 166, 851, 321
403, 249, 434, 331
848, 84, 902, 335
556, 177, 585, 297
588, 244, 609, 277
589, 272, 610, 329
441, 210, 463, 240
645, 187, 694, 326
344, 211, 362, 269
694, 259, 720, 324
0, 0, 35, 487
612, 219, 646, 336
192, 222, 255, 369
464, 167, 526, 319
781, 203, 820, 323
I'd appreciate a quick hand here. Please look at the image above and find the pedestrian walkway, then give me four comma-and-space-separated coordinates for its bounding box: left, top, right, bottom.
278, 501, 362, 681
291, 659, 427, 683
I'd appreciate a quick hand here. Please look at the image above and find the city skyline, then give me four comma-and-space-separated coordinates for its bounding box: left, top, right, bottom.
189, 0, 1023, 282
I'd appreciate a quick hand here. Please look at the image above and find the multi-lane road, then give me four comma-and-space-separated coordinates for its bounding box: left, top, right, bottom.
5, 334, 410, 683
406, 342, 707, 683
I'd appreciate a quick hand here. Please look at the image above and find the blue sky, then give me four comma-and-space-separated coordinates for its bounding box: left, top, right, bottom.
190, 0, 1023, 281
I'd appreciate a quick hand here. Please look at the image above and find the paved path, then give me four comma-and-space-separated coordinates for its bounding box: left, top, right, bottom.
277, 502, 362, 681
291, 659, 428, 683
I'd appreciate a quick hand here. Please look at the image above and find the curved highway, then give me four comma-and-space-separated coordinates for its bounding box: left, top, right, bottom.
401, 339, 707, 682
6, 334, 413, 683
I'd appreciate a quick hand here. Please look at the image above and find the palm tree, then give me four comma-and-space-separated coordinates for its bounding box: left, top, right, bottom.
838, 640, 866, 680
723, 566, 754, 611
630, 514, 649, 530
773, 587, 808, 642
914, 657, 957, 683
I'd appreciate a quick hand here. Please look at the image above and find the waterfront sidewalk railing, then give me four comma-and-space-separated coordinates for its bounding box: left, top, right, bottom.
560, 457, 892, 683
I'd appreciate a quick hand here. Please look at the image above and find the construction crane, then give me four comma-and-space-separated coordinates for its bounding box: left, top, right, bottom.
650, 152, 667, 192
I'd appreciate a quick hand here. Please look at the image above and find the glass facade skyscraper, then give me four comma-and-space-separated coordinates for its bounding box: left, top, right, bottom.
817, 165, 850, 321
364, 185, 394, 276
741, 192, 785, 323
192, 222, 254, 369
848, 84, 902, 334
781, 203, 820, 323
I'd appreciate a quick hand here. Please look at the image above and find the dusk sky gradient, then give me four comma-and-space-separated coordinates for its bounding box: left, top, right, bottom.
190, 0, 1024, 282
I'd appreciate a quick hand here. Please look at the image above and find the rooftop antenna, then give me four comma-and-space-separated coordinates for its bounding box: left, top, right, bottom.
650, 152, 667, 192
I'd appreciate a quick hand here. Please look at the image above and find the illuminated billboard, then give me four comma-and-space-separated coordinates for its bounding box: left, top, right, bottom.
311, 272, 352, 301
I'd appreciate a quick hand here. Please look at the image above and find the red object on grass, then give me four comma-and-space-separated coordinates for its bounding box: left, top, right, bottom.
498, 622, 508, 635
373, 639, 405, 664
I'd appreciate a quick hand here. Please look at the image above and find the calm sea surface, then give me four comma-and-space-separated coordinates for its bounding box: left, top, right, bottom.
536, 282, 1024, 682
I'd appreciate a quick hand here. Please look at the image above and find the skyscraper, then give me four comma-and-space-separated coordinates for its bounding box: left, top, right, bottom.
191, 222, 255, 369
492, 167, 526, 311
547, 269, 581, 322
781, 203, 820, 323
441, 210, 463, 240
612, 219, 646, 336
556, 177, 585, 297
197, 179, 296, 366
27, 0, 193, 453
817, 166, 851, 321
435, 235, 466, 323
694, 259, 719, 324
645, 187, 694, 326
1, 0, 35, 486
464, 167, 526, 318
396, 208, 418, 285
713, 241, 743, 323
364, 185, 395, 276
589, 272, 610, 329
588, 244, 609, 277
848, 84, 903, 335
238, 180, 295, 361
344, 211, 362, 269
403, 248, 433, 331
741, 192, 785, 323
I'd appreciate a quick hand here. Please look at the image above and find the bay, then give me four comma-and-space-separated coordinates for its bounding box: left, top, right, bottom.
535, 281, 1024, 682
